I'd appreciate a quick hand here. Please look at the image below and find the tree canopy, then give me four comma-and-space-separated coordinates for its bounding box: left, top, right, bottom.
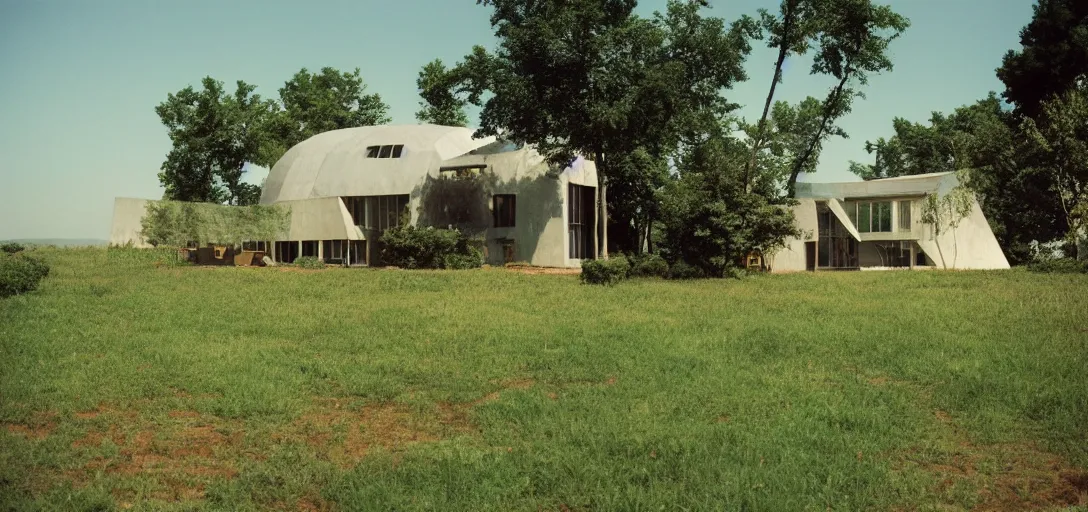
997, 0, 1088, 118
155, 78, 273, 205
415, 59, 469, 127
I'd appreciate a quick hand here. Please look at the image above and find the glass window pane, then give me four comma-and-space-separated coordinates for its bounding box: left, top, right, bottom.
391, 145, 404, 158
366, 146, 379, 158
378, 145, 393, 158
858, 203, 871, 233
878, 202, 892, 232
899, 201, 912, 231
846, 201, 857, 228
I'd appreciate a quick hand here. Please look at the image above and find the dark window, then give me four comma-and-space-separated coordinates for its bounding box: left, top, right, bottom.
274, 241, 299, 263
568, 184, 595, 259
439, 166, 484, 179
301, 241, 319, 258
493, 194, 516, 227
365, 145, 404, 158
322, 240, 346, 264
898, 200, 912, 231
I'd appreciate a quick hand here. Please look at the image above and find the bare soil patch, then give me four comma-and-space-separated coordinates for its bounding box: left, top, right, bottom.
897, 409, 1088, 510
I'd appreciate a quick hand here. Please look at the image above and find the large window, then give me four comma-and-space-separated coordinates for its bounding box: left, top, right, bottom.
568, 184, 595, 259
365, 144, 405, 159
849, 200, 893, 233
493, 194, 516, 227
342, 195, 410, 230
899, 200, 912, 231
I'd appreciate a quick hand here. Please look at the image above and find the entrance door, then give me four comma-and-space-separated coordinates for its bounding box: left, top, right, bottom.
805, 241, 816, 271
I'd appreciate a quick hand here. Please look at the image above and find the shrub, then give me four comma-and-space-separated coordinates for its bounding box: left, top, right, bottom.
1, 254, 50, 298
381, 226, 482, 269
1, 242, 25, 254
580, 255, 630, 285
294, 256, 326, 270
1027, 258, 1088, 274
667, 261, 706, 280
628, 253, 669, 278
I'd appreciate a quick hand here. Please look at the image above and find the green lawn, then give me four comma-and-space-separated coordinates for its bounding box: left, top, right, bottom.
2, 248, 1086, 511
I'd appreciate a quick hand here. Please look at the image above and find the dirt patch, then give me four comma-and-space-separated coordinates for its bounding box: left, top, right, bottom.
4, 411, 58, 440
896, 409, 1088, 511
503, 265, 581, 275
283, 400, 473, 468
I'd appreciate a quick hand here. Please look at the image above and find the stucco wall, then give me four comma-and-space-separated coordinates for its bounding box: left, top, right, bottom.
769, 199, 817, 272
109, 197, 153, 247
919, 199, 1010, 269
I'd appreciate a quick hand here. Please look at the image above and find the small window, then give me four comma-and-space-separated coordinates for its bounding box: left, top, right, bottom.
440, 166, 484, 179
378, 145, 393, 158
366, 146, 380, 158
493, 194, 516, 227
898, 200, 912, 231
391, 144, 404, 158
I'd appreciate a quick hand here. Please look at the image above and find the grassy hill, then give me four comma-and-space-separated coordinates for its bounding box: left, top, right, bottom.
1, 248, 1086, 510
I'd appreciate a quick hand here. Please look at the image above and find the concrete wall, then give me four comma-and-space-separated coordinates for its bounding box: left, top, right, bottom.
280, 197, 361, 242
109, 198, 153, 248
768, 199, 817, 272
919, 199, 1010, 269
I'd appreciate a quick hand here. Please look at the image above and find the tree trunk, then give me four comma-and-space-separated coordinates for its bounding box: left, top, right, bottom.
599, 177, 609, 259
595, 150, 608, 259
745, 0, 798, 191
786, 72, 851, 197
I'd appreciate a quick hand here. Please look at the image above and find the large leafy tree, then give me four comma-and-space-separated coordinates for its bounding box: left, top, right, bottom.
415, 59, 469, 126
744, 96, 847, 197
257, 67, 391, 167
744, 0, 825, 186
447, 0, 756, 257
659, 129, 800, 275
997, 0, 1088, 118
1022, 81, 1088, 258
155, 77, 273, 205
782, 0, 909, 196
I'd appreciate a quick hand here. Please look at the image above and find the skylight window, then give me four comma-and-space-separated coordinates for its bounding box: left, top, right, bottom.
365, 145, 405, 159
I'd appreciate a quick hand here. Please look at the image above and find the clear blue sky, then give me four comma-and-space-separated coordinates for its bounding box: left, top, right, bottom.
0, 0, 1034, 241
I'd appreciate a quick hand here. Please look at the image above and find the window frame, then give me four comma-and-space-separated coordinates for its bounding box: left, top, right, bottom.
493, 194, 516, 228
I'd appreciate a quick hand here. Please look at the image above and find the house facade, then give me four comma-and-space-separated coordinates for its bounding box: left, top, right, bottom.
768, 172, 1010, 271
110, 124, 599, 268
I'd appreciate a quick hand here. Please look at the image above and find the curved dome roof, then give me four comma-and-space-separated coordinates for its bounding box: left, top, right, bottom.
259, 124, 494, 204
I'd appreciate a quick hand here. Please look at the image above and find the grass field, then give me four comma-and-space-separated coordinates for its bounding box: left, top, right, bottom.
1, 248, 1086, 511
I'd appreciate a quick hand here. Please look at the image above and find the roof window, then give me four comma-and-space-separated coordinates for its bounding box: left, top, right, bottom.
366, 144, 405, 159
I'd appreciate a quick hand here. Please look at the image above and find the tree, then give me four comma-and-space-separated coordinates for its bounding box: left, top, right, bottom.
155, 77, 274, 205
415, 59, 469, 126
746, 96, 847, 198
257, 67, 391, 167
745, 0, 825, 188
919, 176, 975, 269
1021, 81, 1088, 259
450, 0, 757, 258
658, 130, 800, 275
784, 0, 909, 196
997, 0, 1088, 118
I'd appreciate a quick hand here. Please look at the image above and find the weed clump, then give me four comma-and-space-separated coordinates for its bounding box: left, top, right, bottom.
381, 226, 482, 269
580, 255, 630, 285
294, 256, 326, 270
1, 242, 26, 254
0, 253, 50, 298
1028, 258, 1088, 274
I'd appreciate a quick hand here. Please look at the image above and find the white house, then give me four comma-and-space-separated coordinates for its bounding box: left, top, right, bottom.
768, 172, 1010, 271
111, 124, 599, 268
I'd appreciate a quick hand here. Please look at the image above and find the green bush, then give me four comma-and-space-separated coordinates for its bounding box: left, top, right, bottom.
667, 261, 706, 280
1027, 258, 1088, 274
628, 253, 669, 278
294, 256, 326, 270
381, 226, 482, 270
580, 255, 631, 285
1, 253, 50, 298
1, 242, 25, 254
